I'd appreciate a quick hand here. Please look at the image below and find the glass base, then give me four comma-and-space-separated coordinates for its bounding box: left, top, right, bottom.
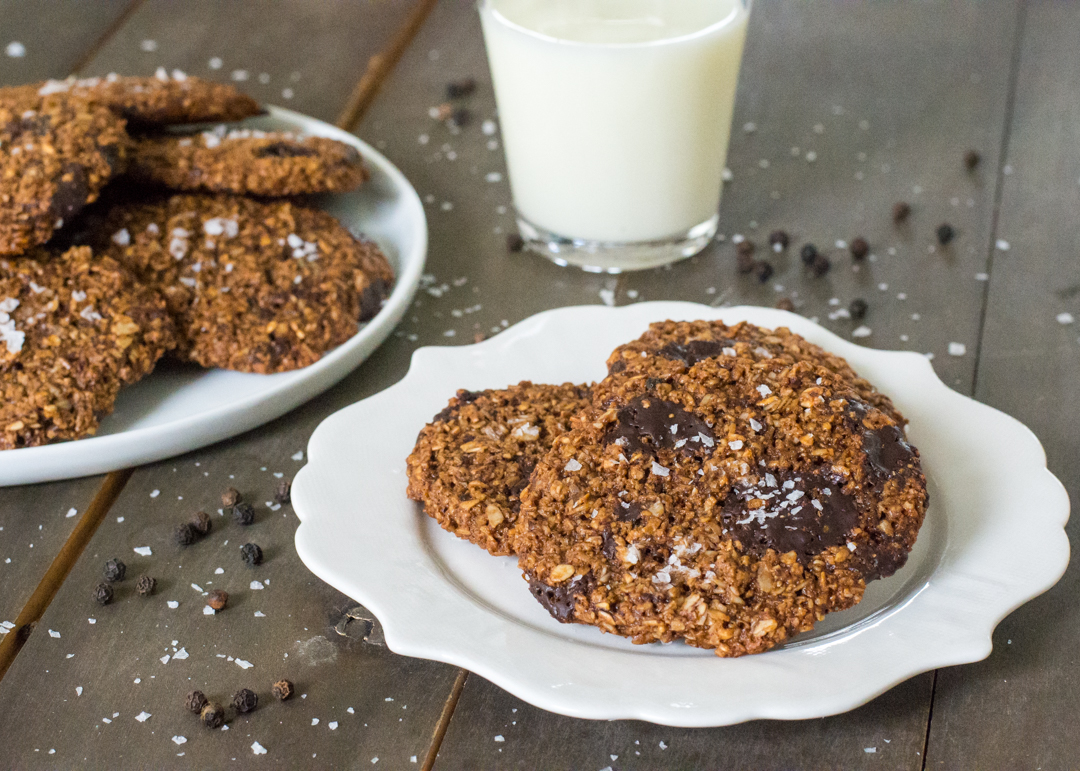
516, 213, 718, 274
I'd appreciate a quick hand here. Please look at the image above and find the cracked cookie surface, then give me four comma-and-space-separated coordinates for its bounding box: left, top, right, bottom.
407, 382, 592, 556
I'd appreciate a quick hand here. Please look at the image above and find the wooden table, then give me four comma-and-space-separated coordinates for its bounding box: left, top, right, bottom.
0, 1, 1075, 767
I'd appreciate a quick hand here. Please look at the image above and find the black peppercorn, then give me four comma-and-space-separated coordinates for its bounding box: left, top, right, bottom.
849, 298, 869, 320
232, 501, 255, 526
103, 558, 126, 583
892, 201, 912, 224
769, 230, 789, 250
964, 149, 981, 170
449, 107, 470, 128
186, 690, 208, 714
810, 253, 831, 277
241, 543, 263, 567
735, 239, 755, 258
272, 679, 294, 701
849, 237, 869, 260
800, 243, 818, 266
753, 261, 773, 283
207, 589, 229, 611
191, 510, 212, 537
175, 522, 197, 546
200, 702, 225, 729
135, 574, 156, 596
936, 223, 956, 245
222, 487, 242, 508
446, 77, 476, 99
506, 233, 525, 252
274, 479, 291, 505
735, 252, 755, 274
775, 298, 796, 312
93, 582, 114, 606
232, 688, 258, 714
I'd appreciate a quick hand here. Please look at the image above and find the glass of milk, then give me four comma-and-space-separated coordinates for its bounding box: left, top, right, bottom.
480, 0, 750, 273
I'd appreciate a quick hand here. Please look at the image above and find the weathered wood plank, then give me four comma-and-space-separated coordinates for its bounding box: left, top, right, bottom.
923, 2, 1080, 767
0, 0, 135, 86
432, 0, 1022, 767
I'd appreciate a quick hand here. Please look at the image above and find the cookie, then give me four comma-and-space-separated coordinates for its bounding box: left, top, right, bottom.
0, 90, 129, 256
128, 128, 368, 196
92, 193, 394, 373
603, 320, 903, 424
407, 382, 592, 556
32, 70, 261, 126
510, 350, 927, 657
0, 245, 176, 449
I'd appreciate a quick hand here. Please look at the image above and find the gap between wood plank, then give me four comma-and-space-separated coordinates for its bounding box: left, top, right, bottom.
0, 469, 132, 682
422, 668, 469, 771
69, 0, 149, 76
335, 0, 440, 131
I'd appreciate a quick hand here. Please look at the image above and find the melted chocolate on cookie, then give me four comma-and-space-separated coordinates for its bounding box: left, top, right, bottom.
604, 397, 714, 458
529, 575, 591, 623
657, 338, 736, 366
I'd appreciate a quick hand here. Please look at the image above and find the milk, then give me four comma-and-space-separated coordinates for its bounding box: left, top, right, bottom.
480, 0, 749, 268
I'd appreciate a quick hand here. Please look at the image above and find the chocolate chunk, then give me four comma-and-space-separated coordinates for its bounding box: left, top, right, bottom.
601, 529, 618, 562
604, 397, 714, 459
615, 500, 645, 523
432, 389, 482, 423
722, 470, 860, 564
848, 539, 909, 581
50, 163, 90, 219
843, 400, 916, 486
528, 576, 589, 623
254, 142, 318, 158
657, 339, 735, 366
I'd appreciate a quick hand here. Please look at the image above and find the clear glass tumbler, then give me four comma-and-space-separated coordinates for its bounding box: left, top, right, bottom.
480, 0, 751, 273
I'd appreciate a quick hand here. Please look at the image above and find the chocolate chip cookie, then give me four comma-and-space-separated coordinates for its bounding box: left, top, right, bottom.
407, 382, 592, 556
33, 71, 261, 126
128, 129, 368, 196
511, 350, 927, 657
0, 90, 129, 256
0, 245, 176, 449
93, 193, 393, 373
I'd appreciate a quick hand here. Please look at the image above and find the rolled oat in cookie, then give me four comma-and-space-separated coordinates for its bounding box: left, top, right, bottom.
0, 245, 176, 449
407, 382, 592, 556
128, 128, 368, 196
0, 89, 129, 256
511, 347, 927, 657
93, 193, 393, 373
29, 71, 261, 126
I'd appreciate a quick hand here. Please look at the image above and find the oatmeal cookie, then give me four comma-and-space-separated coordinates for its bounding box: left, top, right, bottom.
407, 382, 592, 556
31, 70, 261, 126
0, 90, 129, 255
93, 193, 393, 373
0, 245, 176, 449
603, 320, 902, 424
511, 352, 927, 657
128, 128, 368, 196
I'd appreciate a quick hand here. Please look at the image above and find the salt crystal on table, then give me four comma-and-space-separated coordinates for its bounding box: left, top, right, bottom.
292, 451, 304, 461
135, 712, 151, 722
659, 740, 668, 749
236, 659, 253, 669
1057, 312, 1075, 325
312, 718, 320, 726
494, 735, 505, 742
948, 342, 966, 356
134, 547, 152, 556
173, 648, 188, 660
203, 606, 215, 616
150, 490, 160, 498
172, 736, 187, 745
66, 508, 77, 518
329, 722, 338, 730
6, 42, 26, 58
160, 655, 170, 665
251, 742, 267, 755
48, 629, 60, 638
75, 686, 82, 696
250, 581, 265, 590
852, 326, 872, 338
167, 601, 178, 609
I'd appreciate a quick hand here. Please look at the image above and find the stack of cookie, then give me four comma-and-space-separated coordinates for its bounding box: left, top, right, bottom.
407, 320, 928, 657
0, 71, 394, 449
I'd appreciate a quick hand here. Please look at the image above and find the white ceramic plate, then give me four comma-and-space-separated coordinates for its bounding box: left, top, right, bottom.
292, 302, 1070, 726
0, 106, 427, 486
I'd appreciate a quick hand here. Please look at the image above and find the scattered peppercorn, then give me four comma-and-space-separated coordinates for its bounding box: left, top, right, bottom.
735, 239, 755, 258
892, 202, 911, 224
849, 298, 869, 320
135, 574, 156, 596
232, 688, 258, 714
241, 542, 263, 567
274, 479, 291, 505
207, 589, 229, 611
769, 230, 790, 250
222, 487, 242, 507
849, 237, 869, 260
449, 107, 470, 128
272, 679, 294, 701
753, 261, 774, 283
186, 690, 208, 714
200, 702, 225, 729
735, 252, 755, 274
506, 233, 525, 252
93, 582, 114, 606
446, 77, 476, 99
232, 501, 255, 526
800, 243, 819, 266
175, 522, 197, 546
191, 510, 212, 537
103, 558, 126, 583
775, 297, 796, 312
964, 149, 981, 170
936, 223, 956, 245
810, 253, 831, 277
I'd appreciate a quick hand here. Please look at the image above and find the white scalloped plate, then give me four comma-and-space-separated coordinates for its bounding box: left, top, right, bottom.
0, 106, 427, 486
292, 302, 1069, 726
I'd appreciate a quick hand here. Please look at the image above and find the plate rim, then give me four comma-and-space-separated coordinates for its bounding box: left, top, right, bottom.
0, 105, 428, 486
292, 301, 1071, 726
